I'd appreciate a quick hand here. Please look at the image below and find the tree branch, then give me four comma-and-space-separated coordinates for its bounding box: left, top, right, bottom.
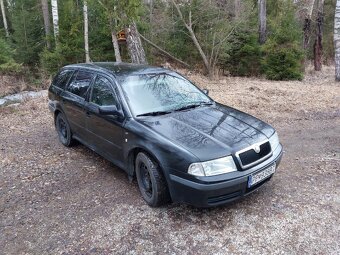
139, 33, 190, 68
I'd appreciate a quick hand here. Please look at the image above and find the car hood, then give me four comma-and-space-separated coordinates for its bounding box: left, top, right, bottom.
139, 104, 275, 161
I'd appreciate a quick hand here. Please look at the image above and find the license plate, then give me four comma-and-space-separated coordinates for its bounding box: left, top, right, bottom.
248, 163, 276, 188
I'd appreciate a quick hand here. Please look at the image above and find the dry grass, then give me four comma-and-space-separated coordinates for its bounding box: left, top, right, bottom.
176, 65, 340, 124
0, 75, 28, 97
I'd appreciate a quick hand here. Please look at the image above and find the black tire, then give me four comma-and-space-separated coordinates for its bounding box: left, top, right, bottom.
55, 112, 75, 147
135, 152, 170, 207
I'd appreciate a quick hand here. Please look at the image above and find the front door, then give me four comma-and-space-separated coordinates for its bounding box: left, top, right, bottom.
85, 74, 125, 166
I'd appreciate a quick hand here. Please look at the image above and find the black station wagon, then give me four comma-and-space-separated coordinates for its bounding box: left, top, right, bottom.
48, 62, 283, 207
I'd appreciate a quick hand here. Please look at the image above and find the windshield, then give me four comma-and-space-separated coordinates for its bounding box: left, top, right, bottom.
119, 73, 212, 116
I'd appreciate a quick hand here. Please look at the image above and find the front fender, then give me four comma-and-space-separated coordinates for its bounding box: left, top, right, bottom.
122, 119, 199, 181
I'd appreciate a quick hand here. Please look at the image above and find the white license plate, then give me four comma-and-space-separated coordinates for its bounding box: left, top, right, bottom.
248, 163, 276, 188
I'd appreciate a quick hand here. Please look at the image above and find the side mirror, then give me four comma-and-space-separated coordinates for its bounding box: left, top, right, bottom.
98, 105, 122, 117
202, 89, 209, 95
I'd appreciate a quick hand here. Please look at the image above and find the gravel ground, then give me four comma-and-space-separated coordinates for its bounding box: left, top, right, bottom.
0, 68, 339, 254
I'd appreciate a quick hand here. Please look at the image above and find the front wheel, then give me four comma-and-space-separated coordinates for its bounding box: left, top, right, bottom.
55, 113, 75, 147
135, 152, 170, 207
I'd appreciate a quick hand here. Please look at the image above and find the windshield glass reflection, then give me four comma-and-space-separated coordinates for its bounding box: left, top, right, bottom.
120, 73, 211, 116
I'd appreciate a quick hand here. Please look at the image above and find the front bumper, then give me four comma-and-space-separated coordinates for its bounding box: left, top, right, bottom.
168, 144, 283, 207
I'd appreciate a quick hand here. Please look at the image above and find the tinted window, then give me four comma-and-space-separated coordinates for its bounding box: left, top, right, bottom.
90, 76, 117, 106
67, 71, 94, 98
53, 69, 73, 89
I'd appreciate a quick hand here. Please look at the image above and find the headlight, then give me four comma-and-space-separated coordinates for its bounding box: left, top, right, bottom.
269, 132, 280, 151
188, 156, 237, 177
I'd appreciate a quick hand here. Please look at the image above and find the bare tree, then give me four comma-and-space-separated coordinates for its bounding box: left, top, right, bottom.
0, 0, 9, 37
83, 0, 90, 63
125, 22, 148, 64
314, 0, 324, 71
171, 0, 211, 76
51, 0, 59, 44
335, 0, 340, 81
258, 0, 266, 44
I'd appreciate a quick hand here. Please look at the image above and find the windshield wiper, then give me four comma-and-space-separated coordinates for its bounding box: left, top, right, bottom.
174, 102, 213, 112
136, 110, 172, 117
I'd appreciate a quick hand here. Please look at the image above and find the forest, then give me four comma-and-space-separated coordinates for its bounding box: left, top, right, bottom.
0, 0, 338, 81
1, 1, 340, 253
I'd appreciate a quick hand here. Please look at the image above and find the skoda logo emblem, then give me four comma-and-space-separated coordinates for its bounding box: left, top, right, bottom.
253, 144, 261, 153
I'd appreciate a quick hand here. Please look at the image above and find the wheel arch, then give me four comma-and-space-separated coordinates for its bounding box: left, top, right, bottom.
127, 147, 167, 182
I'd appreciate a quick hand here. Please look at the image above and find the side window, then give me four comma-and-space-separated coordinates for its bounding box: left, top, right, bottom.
52, 69, 74, 89
90, 76, 117, 106
67, 71, 94, 98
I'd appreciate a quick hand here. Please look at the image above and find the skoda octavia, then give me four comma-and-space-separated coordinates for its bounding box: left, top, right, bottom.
48, 62, 283, 207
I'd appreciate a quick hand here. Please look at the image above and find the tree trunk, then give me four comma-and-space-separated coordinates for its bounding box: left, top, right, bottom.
111, 31, 121, 62
187, 22, 211, 75
125, 22, 147, 64
314, 0, 324, 71
303, 0, 315, 49
51, 0, 59, 44
335, 0, 340, 81
139, 33, 190, 68
0, 0, 9, 37
41, 0, 51, 49
258, 0, 266, 44
303, 18, 312, 49
83, 0, 90, 63
107, 12, 122, 63
234, 0, 241, 20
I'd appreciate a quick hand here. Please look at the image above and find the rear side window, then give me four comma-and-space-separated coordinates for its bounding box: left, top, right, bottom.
52, 69, 74, 89
90, 76, 118, 106
67, 71, 94, 98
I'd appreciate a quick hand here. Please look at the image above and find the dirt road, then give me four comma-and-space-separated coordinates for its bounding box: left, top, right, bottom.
1, 69, 339, 254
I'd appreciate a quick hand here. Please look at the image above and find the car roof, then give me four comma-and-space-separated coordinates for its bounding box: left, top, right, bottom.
64, 62, 171, 77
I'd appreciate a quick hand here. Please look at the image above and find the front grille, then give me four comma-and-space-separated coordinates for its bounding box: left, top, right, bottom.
236, 141, 272, 169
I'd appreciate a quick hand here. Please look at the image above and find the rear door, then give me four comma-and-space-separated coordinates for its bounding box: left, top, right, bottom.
49, 68, 74, 110
61, 70, 95, 140
85, 74, 125, 166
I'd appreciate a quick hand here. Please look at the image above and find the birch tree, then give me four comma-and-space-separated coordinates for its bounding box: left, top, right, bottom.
335, 0, 340, 81
0, 0, 9, 37
84, 0, 90, 62
51, 0, 59, 43
41, 0, 51, 49
258, 0, 266, 44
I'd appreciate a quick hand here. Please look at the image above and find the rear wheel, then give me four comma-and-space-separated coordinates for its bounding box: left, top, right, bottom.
135, 152, 170, 207
55, 112, 74, 147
